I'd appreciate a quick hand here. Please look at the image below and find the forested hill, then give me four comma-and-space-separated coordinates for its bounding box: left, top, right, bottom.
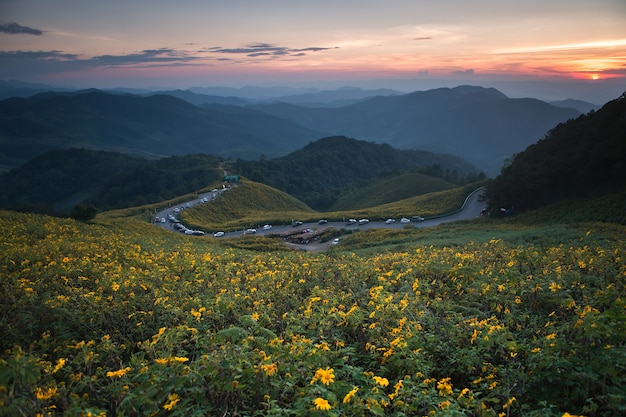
0, 137, 482, 215
485, 91, 626, 214
0, 149, 223, 214
0, 90, 324, 168
234, 136, 485, 210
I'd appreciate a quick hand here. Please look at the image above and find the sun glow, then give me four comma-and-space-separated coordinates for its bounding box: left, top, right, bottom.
590, 74, 600, 80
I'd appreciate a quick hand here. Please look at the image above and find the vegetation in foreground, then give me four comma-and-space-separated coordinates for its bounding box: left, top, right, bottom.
1, 209, 624, 416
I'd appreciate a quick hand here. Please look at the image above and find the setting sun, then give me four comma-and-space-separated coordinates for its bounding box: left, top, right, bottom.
591, 74, 600, 80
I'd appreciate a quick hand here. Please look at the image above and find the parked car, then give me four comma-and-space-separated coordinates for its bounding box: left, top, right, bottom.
213, 231, 225, 237
244, 228, 257, 234
292, 221, 303, 227
331, 238, 340, 245
400, 217, 410, 224
262, 224, 272, 231
411, 216, 425, 222
318, 219, 328, 224
358, 219, 369, 225
346, 218, 357, 225
385, 218, 396, 224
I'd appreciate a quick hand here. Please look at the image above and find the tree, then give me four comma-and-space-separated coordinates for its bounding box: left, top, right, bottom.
70, 204, 98, 221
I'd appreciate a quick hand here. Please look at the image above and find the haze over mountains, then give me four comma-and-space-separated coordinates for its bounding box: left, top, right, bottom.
0, 81, 592, 176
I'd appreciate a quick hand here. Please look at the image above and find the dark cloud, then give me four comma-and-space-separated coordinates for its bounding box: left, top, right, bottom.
0, 22, 44, 35
452, 69, 474, 75
93, 48, 200, 66
0, 50, 78, 60
0, 47, 203, 79
208, 43, 336, 58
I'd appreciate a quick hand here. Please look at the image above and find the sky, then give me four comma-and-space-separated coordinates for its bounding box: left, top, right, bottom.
1, 0, 625, 103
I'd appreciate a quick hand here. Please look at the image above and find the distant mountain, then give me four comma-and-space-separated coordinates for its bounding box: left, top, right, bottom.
188, 85, 322, 99
0, 90, 325, 169
148, 89, 251, 106
249, 85, 581, 175
485, 91, 626, 214
265, 87, 400, 107
0, 84, 585, 177
549, 99, 600, 114
0, 79, 72, 100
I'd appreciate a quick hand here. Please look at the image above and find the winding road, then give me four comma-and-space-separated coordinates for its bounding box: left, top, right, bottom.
152, 186, 487, 251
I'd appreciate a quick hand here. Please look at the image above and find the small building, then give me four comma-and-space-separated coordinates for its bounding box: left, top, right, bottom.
284, 226, 334, 245
223, 175, 240, 183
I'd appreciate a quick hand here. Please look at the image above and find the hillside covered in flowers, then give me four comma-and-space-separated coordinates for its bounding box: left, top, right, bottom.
1, 210, 625, 416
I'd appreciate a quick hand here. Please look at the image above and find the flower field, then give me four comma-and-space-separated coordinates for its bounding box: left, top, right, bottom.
1, 210, 625, 416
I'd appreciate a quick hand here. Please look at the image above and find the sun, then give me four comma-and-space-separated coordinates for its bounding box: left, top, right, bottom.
590, 74, 600, 80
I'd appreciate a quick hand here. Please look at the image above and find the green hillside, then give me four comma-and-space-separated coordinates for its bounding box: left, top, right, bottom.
331, 171, 459, 210
486, 91, 626, 214
181, 179, 315, 231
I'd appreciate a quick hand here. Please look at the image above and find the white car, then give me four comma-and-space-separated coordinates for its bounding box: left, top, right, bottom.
213, 231, 225, 237
244, 228, 257, 234
331, 238, 340, 245
346, 218, 357, 225
358, 219, 369, 225
385, 218, 396, 224
262, 224, 272, 231
400, 217, 410, 224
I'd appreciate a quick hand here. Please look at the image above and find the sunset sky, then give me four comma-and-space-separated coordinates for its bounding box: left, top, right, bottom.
1, 0, 625, 103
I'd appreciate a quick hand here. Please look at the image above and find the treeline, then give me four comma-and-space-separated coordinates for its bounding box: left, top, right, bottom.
486, 92, 626, 214
0, 149, 222, 215
234, 136, 485, 210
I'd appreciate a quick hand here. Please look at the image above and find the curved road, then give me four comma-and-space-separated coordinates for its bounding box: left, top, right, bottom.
152, 186, 487, 250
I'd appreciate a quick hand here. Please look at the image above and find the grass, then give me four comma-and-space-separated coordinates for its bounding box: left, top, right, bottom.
330, 172, 459, 210
180, 179, 485, 233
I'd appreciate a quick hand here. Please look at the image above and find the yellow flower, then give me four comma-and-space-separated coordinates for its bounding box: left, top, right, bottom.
173, 356, 189, 363
106, 367, 131, 378
343, 386, 359, 403
373, 375, 389, 387
163, 393, 180, 410
261, 362, 278, 377
155, 358, 169, 365
439, 400, 451, 410
251, 312, 260, 321
311, 367, 335, 385
313, 397, 332, 410
52, 358, 66, 374
437, 377, 453, 396
35, 387, 57, 400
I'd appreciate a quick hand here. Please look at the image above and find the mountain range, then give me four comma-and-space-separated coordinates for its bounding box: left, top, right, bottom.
0, 82, 596, 175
